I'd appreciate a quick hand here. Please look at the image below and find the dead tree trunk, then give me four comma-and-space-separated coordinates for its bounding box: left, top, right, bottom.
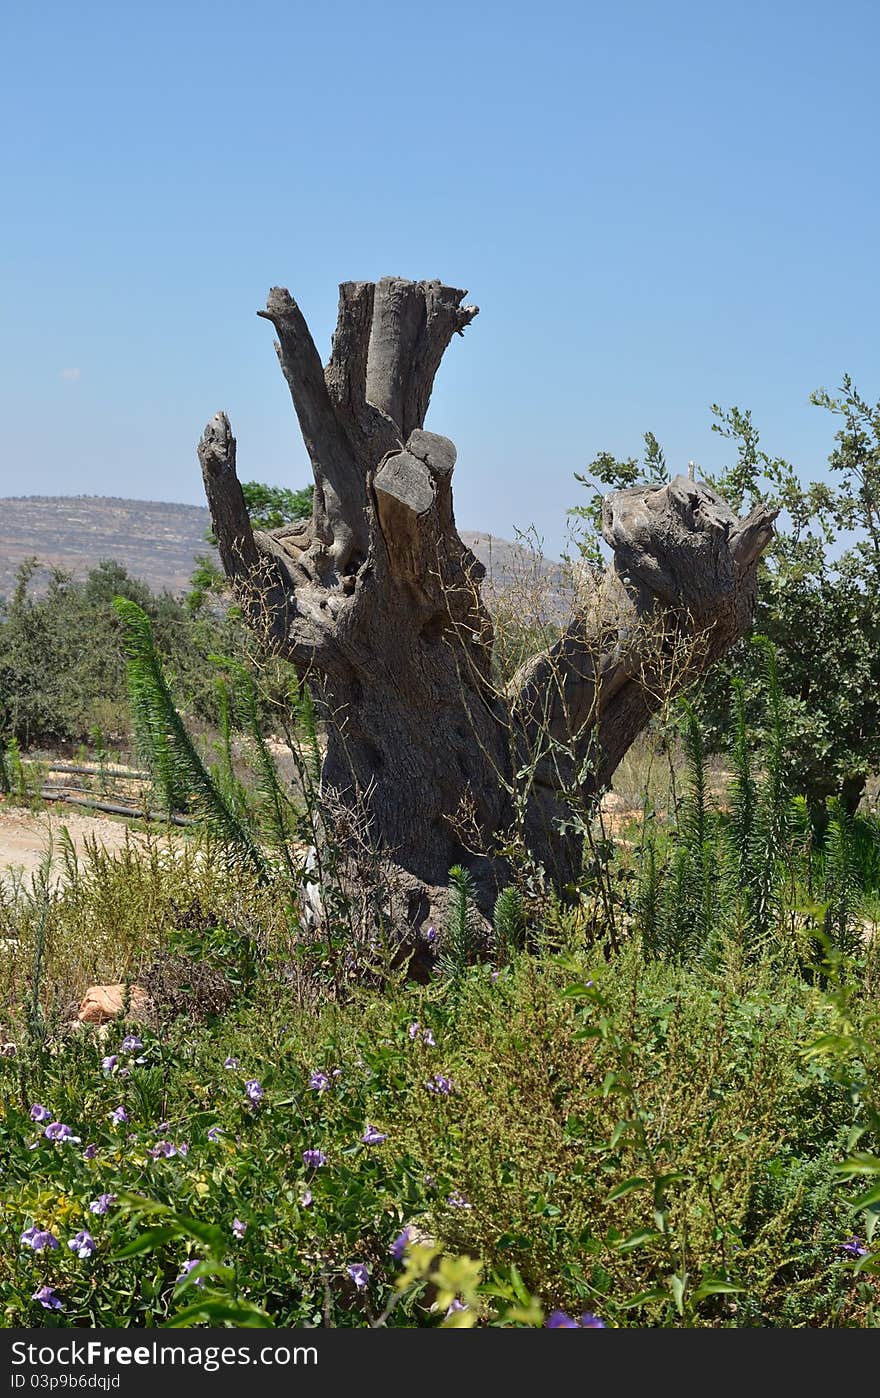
199, 276, 775, 942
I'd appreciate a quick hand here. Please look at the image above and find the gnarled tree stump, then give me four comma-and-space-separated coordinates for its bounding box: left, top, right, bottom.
200, 276, 775, 947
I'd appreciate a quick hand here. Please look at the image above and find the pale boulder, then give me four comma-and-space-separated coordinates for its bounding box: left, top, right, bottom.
77, 984, 151, 1025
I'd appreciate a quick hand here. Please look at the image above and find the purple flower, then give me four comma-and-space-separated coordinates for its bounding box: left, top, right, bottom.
332, 1068, 343, 1078
223, 1056, 239, 1070
120, 1035, 143, 1054
155, 1121, 170, 1133
148, 1139, 178, 1158
100, 1055, 118, 1074
232, 1218, 247, 1239
422, 1028, 436, 1046
362, 1124, 387, 1145
423, 925, 438, 944
446, 1190, 472, 1210
88, 1193, 117, 1215
29, 1103, 51, 1122
303, 1149, 327, 1169
44, 1122, 81, 1144
390, 1227, 412, 1260
408, 1022, 421, 1040
347, 1263, 369, 1291
244, 1079, 264, 1103
82, 1143, 98, 1161
206, 1127, 222, 1142
68, 1230, 96, 1260
426, 1073, 454, 1096
176, 1258, 204, 1288
445, 1298, 468, 1318
301, 1189, 313, 1207
32, 1286, 62, 1311
109, 1106, 128, 1125
490, 970, 500, 982
546, 1310, 580, 1328
840, 1236, 869, 1259
308, 1070, 331, 1092
21, 1227, 59, 1252
546, 1309, 605, 1328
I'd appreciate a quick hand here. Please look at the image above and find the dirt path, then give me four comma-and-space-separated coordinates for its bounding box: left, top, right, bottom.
0, 803, 148, 883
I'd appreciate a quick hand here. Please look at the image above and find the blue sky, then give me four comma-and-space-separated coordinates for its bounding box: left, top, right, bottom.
2, 0, 878, 555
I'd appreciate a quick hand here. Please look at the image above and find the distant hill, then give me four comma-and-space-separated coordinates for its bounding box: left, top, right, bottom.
0, 496, 567, 611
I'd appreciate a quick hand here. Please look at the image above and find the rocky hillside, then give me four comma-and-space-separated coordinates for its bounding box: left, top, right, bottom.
0, 496, 568, 610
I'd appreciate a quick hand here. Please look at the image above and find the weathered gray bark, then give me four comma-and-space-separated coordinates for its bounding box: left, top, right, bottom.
199, 276, 775, 945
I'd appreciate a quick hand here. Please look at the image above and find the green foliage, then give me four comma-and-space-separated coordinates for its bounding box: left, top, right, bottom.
113, 598, 265, 880
2, 918, 877, 1327
492, 886, 526, 962
240, 481, 313, 531
571, 379, 880, 821
0, 557, 255, 748
440, 866, 483, 977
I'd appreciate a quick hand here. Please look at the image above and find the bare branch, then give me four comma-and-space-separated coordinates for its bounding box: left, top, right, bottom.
197, 412, 259, 580
258, 287, 367, 566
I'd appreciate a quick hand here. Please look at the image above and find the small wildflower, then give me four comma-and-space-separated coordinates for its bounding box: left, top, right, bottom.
244, 1079, 264, 1103
68, 1230, 96, 1260
303, 1149, 327, 1169
120, 1035, 143, 1054
332, 1068, 343, 1078
546, 1309, 605, 1327
155, 1121, 170, 1133
301, 1189, 313, 1207
423, 925, 438, 944
89, 1193, 116, 1215
21, 1227, 59, 1252
425, 1073, 454, 1095
177, 1142, 189, 1157
308, 1070, 331, 1092
109, 1106, 128, 1125
232, 1218, 247, 1239
223, 1056, 239, 1070
347, 1263, 369, 1290
445, 1298, 468, 1318
148, 1140, 178, 1158
840, 1236, 869, 1259
29, 1104, 51, 1123
82, 1143, 98, 1161
546, 1310, 579, 1328
422, 1028, 436, 1046
100, 1055, 118, 1074
446, 1190, 472, 1209
206, 1127, 222, 1142
32, 1286, 62, 1311
44, 1122, 81, 1143
390, 1227, 412, 1260
407, 1022, 421, 1040
176, 1259, 204, 1288
490, 970, 500, 982
362, 1124, 387, 1145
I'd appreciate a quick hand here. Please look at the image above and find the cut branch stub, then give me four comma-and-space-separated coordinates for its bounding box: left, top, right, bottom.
366, 278, 478, 438
197, 413, 259, 581
373, 430, 459, 595
511, 474, 777, 879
